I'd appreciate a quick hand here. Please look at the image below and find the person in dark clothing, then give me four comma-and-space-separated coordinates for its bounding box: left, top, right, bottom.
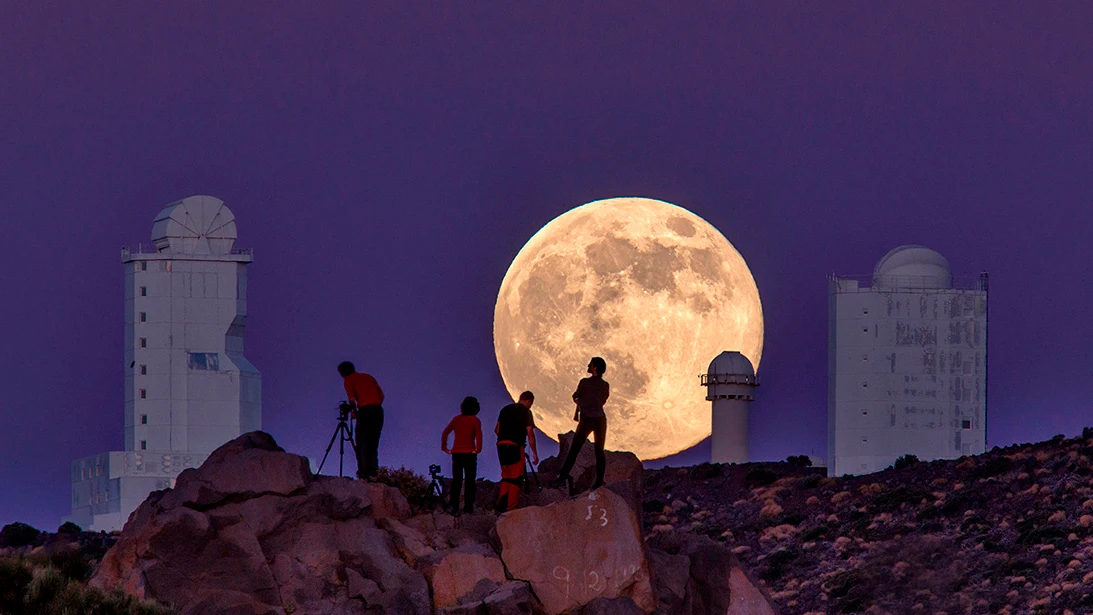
338, 361, 385, 480
441, 396, 483, 515
495, 390, 539, 513
553, 357, 610, 493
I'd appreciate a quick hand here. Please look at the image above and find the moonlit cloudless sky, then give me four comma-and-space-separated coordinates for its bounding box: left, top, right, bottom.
3, 3, 1093, 529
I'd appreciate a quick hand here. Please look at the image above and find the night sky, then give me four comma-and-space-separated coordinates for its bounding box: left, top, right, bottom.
3, 3, 1092, 530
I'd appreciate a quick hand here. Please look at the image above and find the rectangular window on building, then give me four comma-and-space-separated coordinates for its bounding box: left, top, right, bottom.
140, 312, 147, 322
140, 286, 147, 296
862, 354, 868, 361
139, 337, 147, 348
140, 364, 147, 375
140, 440, 147, 450
862, 437, 868, 443
139, 388, 146, 399
141, 262, 147, 271
861, 410, 868, 415
188, 352, 220, 371
962, 419, 971, 429
141, 414, 147, 425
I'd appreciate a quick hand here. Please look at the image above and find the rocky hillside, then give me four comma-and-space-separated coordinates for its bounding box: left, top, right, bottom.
644, 432, 1093, 615
87, 431, 775, 615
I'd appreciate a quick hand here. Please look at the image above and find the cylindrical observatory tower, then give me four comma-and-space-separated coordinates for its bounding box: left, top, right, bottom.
701, 351, 758, 463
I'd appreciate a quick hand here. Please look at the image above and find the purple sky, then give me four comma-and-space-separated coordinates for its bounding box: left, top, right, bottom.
3, 4, 1092, 530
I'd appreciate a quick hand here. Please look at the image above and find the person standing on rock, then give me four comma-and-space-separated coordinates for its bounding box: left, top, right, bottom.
441, 396, 484, 515
553, 357, 610, 493
338, 361, 385, 480
495, 390, 539, 513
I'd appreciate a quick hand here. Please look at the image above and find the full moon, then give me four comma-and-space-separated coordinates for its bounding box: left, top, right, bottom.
493, 197, 764, 460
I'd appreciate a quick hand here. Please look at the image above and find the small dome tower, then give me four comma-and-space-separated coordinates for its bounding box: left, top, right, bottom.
701, 351, 758, 463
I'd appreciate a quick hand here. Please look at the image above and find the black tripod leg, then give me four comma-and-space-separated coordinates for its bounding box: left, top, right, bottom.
316, 422, 343, 476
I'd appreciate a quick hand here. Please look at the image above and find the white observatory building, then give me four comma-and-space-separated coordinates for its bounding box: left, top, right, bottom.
701, 351, 758, 463
68, 196, 261, 531
828, 245, 987, 476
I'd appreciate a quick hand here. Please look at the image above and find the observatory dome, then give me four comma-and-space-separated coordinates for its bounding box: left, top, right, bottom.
707, 351, 755, 378
151, 195, 237, 255
872, 245, 952, 289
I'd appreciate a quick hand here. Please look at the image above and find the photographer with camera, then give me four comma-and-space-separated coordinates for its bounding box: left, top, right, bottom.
337, 361, 385, 480
495, 390, 539, 513
440, 396, 483, 515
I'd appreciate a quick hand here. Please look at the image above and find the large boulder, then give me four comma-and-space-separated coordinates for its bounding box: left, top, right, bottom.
497, 487, 654, 615
418, 543, 507, 608
646, 533, 777, 615
540, 432, 645, 509
91, 431, 430, 615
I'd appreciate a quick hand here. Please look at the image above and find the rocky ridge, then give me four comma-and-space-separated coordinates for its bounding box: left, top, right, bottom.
643, 432, 1093, 615
89, 431, 774, 615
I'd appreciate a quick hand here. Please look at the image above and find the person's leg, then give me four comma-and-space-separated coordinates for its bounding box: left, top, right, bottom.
464, 453, 477, 513
496, 443, 523, 513
449, 453, 466, 512
363, 406, 384, 478
592, 417, 607, 488
354, 417, 368, 479
557, 419, 594, 479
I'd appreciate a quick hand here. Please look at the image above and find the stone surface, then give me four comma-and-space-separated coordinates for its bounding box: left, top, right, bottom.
497, 488, 654, 615
91, 432, 431, 615
727, 567, 776, 615
419, 544, 507, 608
646, 532, 778, 615
580, 596, 645, 615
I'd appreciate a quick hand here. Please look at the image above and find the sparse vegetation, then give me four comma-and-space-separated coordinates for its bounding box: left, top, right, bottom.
784, 455, 812, 468
0, 555, 172, 615
374, 465, 434, 512
643, 431, 1093, 615
891, 453, 920, 470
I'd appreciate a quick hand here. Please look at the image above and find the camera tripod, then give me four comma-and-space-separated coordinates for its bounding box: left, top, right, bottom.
524, 455, 541, 492
317, 404, 357, 477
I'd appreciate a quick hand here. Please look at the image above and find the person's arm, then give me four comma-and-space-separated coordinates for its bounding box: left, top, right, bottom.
474, 419, 483, 454
603, 381, 610, 404
344, 379, 356, 406
441, 419, 454, 453
572, 380, 583, 422
527, 427, 538, 465
494, 421, 500, 437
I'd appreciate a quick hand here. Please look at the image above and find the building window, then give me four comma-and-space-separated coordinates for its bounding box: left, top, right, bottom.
139, 337, 147, 348
862, 327, 869, 333
141, 414, 148, 425
140, 286, 147, 296
862, 437, 868, 443
141, 262, 147, 271
139, 388, 146, 399
862, 382, 868, 388
862, 308, 869, 315
140, 312, 147, 322
962, 419, 971, 429
188, 352, 220, 371
862, 410, 868, 415
140, 364, 147, 375
862, 354, 868, 361
140, 440, 147, 450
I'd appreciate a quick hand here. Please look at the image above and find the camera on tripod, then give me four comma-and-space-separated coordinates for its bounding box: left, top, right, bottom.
338, 401, 354, 421
429, 464, 442, 478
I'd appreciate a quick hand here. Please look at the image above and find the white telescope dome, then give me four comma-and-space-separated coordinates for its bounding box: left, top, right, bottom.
872, 245, 952, 289
706, 351, 755, 378
151, 195, 238, 255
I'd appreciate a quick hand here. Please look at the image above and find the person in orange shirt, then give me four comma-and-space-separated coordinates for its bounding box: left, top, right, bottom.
441, 396, 483, 515
338, 361, 385, 480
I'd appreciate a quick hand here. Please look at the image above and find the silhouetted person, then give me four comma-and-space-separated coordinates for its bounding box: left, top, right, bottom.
553, 357, 609, 493
338, 361, 385, 480
495, 390, 539, 513
441, 396, 483, 515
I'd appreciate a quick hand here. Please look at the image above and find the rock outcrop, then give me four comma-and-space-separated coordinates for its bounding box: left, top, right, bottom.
91, 431, 777, 615
497, 487, 655, 614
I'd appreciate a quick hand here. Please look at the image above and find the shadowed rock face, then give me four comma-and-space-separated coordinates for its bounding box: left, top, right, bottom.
90, 431, 777, 615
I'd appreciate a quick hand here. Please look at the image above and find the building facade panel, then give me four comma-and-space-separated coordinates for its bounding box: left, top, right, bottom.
828, 246, 987, 476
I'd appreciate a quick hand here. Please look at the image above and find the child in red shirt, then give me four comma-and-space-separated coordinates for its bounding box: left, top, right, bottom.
441, 396, 483, 515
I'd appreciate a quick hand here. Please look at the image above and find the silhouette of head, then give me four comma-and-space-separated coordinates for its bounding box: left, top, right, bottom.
461, 396, 481, 416
589, 357, 606, 375
519, 390, 535, 407
337, 361, 355, 377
